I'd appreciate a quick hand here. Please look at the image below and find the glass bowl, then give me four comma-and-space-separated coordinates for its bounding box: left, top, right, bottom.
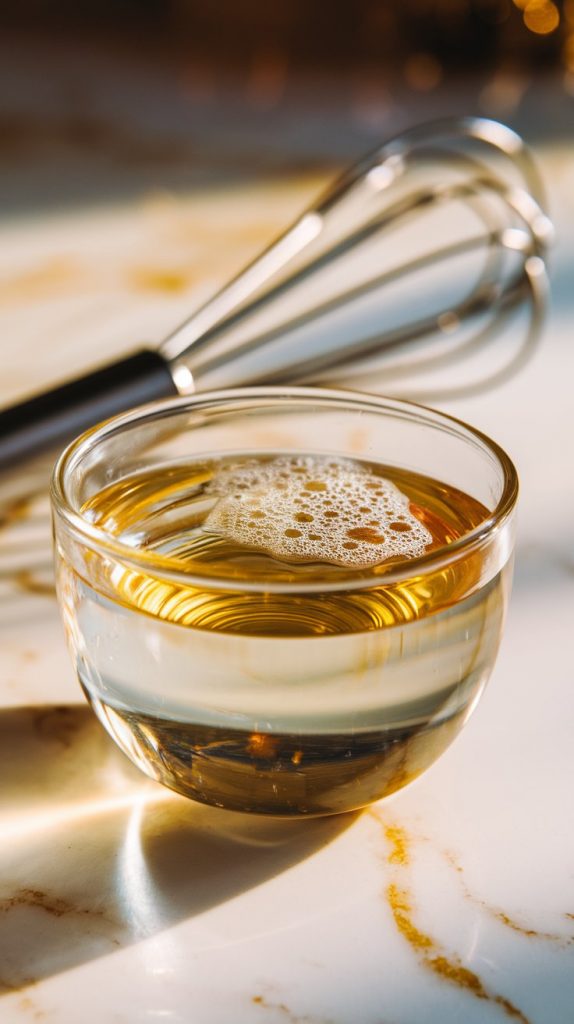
51, 387, 517, 817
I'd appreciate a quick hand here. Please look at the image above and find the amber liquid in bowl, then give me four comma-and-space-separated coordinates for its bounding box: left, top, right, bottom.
57, 452, 507, 816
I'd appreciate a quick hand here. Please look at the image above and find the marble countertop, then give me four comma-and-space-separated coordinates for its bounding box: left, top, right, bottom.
0, 138, 573, 1024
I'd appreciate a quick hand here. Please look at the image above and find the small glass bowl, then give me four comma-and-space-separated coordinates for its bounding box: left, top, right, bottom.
51, 387, 517, 817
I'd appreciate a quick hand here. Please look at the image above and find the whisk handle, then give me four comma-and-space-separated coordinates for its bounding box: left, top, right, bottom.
0, 349, 178, 469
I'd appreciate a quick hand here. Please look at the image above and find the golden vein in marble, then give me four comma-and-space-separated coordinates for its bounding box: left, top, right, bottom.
369, 810, 531, 1024
252, 994, 336, 1024
441, 848, 574, 947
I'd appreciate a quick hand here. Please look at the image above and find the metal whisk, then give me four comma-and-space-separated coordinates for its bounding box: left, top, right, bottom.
0, 116, 552, 468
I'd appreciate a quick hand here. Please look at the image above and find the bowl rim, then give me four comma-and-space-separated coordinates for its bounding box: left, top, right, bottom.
51, 385, 518, 593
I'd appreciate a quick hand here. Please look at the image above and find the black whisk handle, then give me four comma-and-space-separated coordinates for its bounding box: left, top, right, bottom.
0, 349, 178, 469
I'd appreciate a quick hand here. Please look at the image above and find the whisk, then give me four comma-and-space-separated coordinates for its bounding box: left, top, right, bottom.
0, 116, 552, 468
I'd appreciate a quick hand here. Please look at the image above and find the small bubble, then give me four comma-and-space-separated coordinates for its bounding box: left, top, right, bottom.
304, 481, 327, 492
390, 521, 412, 532
343, 542, 358, 550
284, 528, 302, 538
324, 511, 338, 519
309, 533, 321, 540
250, 510, 266, 519
295, 512, 314, 523
359, 506, 371, 513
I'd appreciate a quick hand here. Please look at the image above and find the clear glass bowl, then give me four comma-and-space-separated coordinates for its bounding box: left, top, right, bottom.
51, 387, 517, 817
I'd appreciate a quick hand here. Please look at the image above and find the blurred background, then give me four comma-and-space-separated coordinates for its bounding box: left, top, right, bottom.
0, 0, 572, 401
1, 0, 573, 216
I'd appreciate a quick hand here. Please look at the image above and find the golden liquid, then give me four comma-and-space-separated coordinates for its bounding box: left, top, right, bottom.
57, 453, 508, 816
80, 457, 488, 635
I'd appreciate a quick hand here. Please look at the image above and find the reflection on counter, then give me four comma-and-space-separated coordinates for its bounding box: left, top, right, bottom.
0, 704, 355, 994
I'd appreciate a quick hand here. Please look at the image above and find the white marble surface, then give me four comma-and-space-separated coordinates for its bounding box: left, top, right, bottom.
0, 143, 573, 1024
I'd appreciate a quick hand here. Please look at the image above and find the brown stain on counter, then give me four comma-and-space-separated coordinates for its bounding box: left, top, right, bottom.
0, 259, 82, 304
18, 995, 45, 1019
0, 887, 120, 935
252, 994, 335, 1023
0, 889, 72, 919
13, 571, 55, 598
0, 495, 33, 533
128, 267, 194, 294
370, 811, 531, 1024
18, 993, 46, 1020
0, 489, 55, 599
0, 976, 47, 1022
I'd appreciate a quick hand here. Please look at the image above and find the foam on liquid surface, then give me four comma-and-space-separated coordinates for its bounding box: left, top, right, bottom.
205, 455, 433, 569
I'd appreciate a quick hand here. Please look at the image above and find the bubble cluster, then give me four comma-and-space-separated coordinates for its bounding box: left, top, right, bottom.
204, 455, 433, 569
